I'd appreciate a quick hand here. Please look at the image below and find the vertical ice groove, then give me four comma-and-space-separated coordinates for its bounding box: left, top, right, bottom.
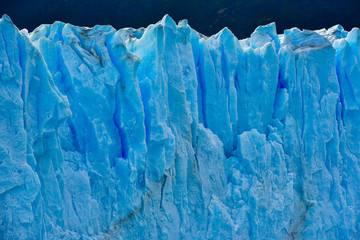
104, 33, 129, 159
17, 29, 27, 130
195, 38, 207, 128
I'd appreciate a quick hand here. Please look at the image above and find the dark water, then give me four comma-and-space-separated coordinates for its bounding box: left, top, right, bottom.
1, 0, 359, 38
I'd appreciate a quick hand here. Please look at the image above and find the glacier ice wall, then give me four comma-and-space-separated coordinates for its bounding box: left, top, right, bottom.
0, 14, 360, 239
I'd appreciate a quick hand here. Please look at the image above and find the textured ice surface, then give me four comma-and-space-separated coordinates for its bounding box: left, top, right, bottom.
0, 14, 360, 239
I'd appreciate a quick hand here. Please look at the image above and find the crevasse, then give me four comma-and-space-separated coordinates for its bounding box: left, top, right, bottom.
0, 14, 360, 239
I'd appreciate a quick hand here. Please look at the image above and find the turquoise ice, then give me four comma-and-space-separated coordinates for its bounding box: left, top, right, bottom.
0, 14, 359, 239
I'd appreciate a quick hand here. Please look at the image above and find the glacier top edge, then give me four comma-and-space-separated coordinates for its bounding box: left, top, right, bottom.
0, 14, 353, 50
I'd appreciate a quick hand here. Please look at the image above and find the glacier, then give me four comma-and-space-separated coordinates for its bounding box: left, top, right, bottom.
0, 13, 360, 239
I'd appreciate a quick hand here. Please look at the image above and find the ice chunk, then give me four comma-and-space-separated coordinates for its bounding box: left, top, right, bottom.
250, 22, 280, 51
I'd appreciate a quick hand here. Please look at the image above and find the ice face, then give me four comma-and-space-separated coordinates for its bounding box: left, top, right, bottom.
0, 14, 359, 239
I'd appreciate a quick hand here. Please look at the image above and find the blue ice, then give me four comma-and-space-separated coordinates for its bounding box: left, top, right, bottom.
0, 14, 360, 239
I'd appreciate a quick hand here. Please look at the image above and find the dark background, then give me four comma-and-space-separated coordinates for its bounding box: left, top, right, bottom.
1, 0, 360, 38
